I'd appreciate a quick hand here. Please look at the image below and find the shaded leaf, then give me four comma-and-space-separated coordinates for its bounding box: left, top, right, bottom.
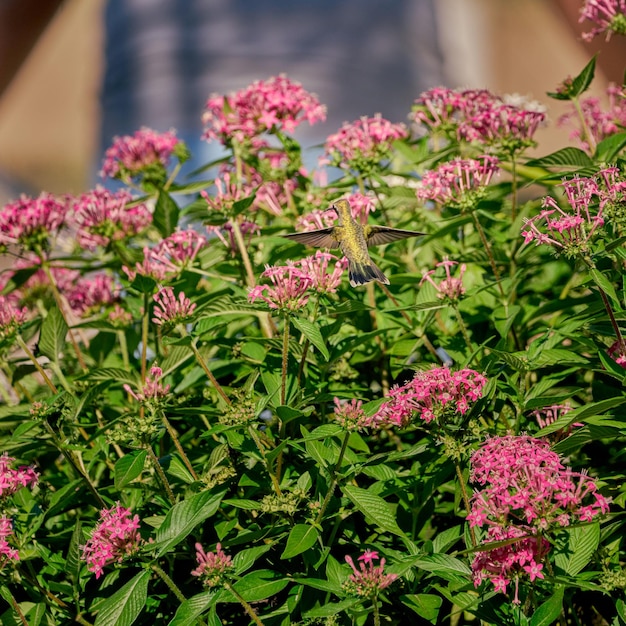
94, 570, 149, 626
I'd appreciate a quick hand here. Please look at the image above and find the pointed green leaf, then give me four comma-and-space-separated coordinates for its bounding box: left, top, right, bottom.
114, 450, 147, 489
590, 268, 620, 306
94, 570, 149, 626
594, 131, 626, 162
401, 594, 443, 624
547, 56, 595, 100
168, 591, 217, 626
554, 523, 600, 576
342, 484, 404, 537
224, 569, 288, 603
39, 307, 67, 362
154, 491, 225, 556
413, 553, 471, 577
536, 396, 626, 436
529, 585, 564, 626
153, 191, 180, 237
291, 317, 330, 361
281, 524, 319, 559
526, 147, 593, 168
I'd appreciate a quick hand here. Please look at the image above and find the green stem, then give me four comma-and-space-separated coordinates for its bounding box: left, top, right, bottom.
151, 563, 187, 603
247, 426, 282, 496
5, 587, 28, 626
48, 361, 74, 394
572, 96, 597, 155
315, 431, 351, 525
187, 338, 231, 405
163, 162, 182, 191
117, 329, 130, 371
41, 261, 87, 370
455, 460, 477, 548
470, 211, 505, 299
15, 335, 58, 394
452, 303, 473, 352
510, 156, 518, 221
146, 445, 176, 504
141, 293, 150, 382
231, 218, 257, 289
280, 316, 290, 406
373, 595, 381, 626
223, 581, 265, 626
161, 413, 198, 480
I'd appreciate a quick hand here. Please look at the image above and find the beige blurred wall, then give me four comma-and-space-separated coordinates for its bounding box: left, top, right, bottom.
0, 0, 104, 201
0, 0, 616, 203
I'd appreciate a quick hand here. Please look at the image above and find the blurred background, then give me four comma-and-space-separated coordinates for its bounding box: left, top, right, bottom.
0, 0, 623, 204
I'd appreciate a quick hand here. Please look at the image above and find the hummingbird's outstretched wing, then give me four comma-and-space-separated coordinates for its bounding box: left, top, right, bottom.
365, 226, 425, 247
282, 229, 340, 249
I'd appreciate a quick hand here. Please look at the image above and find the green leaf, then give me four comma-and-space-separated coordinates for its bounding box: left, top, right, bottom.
526, 147, 593, 169
94, 570, 149, 626
401, 594, 443, 624
547, 55, 596, 100
168, 591, 217, 626
303, 598, 360, 618
594, 131, 626, 162
554, 523, 600, 576
413, 553, 471, 577
232, 544, 273, 575
291, 317, 330, 361
66, 520, 84, 584
153, 191, 180, 237
529, 585, 564, 626
114, 450, 147, 489
39, 307, 67, 362
281, 524, 319, 559
590, 268, 620, 306
342, 484, 404, 537
154, 491, 224, 556
225, 569, 289, 603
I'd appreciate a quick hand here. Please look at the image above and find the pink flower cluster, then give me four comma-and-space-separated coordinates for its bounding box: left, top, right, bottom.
67, 273, 118, 316
469, 435, 610, 597
323, 114, 408, 169
203, 75, 326, 144
191, 542, 233, 587
100, 127, 183, 180
124, 230, 207, 281
558, 84, 626, 153
521, 172, 613, 257
0, 517, 19, 564
152, 287, 196, 326
342, 550, 397, 599
416, 156, 499, 209
297, 252, 348, 294
82, 504, 142, 579
124, 365, 171, 403
420, 259, 467, 301
333, 398, 369, 431
0, 192, 68, 253
0, 296, 28, 343
0, 453, 38, 497
532, 404, 582, 439
411, 87, 545, 153
579, 0, 626, 41
73, 187, 152, 251
370, 367, 487, 428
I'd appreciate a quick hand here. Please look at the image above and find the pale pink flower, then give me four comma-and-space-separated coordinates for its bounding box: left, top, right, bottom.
608, 339, 626, 367
203, 75, 326, 145
420, 259, 466, 301
152, 287, 196, 326
333, 398, 369, 431
124, 365, 171, 403
297, 252, 348, 294
558, 84, 626, 153
191, 542, 233, 587
416, 156, 500, 210
108, 304, 133, 327
0, 192, 68, 253
0, 454, 38, 497
522, 175, 604, 257
82, 504, 142, 579
101, 127, 184, 180
323, 114, 408, 169
0, 296, 28, 343
248, 264, 314, 311
343, 551, 397, 598
579, 0, 626, 41
66, 274, 118, 317
206, 220, 260, 252
73, 186, 152, 250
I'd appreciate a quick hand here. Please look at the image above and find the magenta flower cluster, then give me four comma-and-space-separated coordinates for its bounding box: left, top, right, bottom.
82, 504, 142, 579
469, 435, 610, 598
100, 127, 183, 180
411, 87, 545, 153
124, 365, 171, 403
323, 114, 408, 169
420, 259, 467, 301
370, 367, 487, 428
203, 74, 326, 144
333, 398, 369, 431
152, 287, 197, 326
191, 542, 233, 587
0, 296, 28, 344
416, 155, 500, 209
343, 550, 397, 599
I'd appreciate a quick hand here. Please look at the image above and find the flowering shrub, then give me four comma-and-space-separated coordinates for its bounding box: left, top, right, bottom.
0, 4, 624, 624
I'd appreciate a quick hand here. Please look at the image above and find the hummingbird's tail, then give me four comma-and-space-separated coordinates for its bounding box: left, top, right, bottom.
348, 260, 390, 287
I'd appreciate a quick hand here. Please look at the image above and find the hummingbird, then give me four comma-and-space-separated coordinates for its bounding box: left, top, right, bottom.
283, 199, 425, 287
